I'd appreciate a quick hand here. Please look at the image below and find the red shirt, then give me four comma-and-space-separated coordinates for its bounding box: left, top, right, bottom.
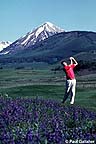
64, 64, 76, 80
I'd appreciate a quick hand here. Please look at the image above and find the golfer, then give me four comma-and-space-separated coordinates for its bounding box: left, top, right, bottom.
61, 57, 78, 104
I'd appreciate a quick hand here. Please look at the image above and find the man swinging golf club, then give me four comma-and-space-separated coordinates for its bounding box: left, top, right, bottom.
61, 57, 78, 104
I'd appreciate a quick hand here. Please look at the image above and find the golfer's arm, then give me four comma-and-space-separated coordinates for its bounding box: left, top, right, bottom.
72, 58, 78, 66
70, 59, 73, 65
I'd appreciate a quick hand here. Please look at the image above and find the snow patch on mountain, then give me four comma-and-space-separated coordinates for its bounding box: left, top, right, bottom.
21, 34, 33, 45
0, 51, 10, 55
0, 41, 11, 51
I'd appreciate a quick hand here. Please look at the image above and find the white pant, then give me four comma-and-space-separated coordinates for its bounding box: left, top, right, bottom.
63, 79, 76, 104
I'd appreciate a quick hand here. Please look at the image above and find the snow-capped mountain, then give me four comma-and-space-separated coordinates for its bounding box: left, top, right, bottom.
0, 22, 64, 55
0, 41, 11, 52
20, 22, 64, 46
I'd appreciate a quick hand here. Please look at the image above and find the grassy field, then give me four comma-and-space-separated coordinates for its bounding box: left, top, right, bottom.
0, 69, 96, 111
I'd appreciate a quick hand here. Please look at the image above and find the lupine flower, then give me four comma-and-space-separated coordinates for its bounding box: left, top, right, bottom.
0, 97, 96, 143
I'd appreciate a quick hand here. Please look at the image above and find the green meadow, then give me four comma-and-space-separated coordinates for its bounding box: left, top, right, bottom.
0, 69, 96, 111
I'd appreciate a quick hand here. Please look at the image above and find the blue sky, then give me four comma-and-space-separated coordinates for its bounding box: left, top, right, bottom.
0, 0, 96, 42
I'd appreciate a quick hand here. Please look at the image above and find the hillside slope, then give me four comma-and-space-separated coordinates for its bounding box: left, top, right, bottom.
0, 31, 96, 71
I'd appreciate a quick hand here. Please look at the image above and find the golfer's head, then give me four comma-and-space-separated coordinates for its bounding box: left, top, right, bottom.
61, 61, 67, 66
63, 62, 67, 66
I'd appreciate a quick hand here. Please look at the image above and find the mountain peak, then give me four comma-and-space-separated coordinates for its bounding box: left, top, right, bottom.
15, 22, 64, 47
41, 21, 64, 32
43, 21, 53, 26
0, 22, 64, 55
43, 22, 56, 28
32, 22, 64, 40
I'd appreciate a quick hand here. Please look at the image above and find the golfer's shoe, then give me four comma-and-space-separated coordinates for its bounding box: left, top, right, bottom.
70, 102, 74, 105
